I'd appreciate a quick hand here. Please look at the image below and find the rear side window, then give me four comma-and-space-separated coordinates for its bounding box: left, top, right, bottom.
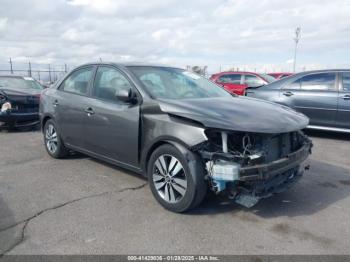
299, 73, 336, 91
342, 72, 350, 91
217, 74, 241, 84
60, 67, 94, 95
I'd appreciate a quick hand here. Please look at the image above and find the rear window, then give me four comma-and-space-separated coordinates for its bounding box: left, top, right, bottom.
0, 77, 43, 90
217, 74, 241, 84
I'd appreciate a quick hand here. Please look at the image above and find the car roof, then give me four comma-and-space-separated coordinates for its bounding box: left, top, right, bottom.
76, 62, 182, 69
296, 69, 350, 74
215, 71, 262, 75
0, 75, 27, 78
268, 72, 292, 75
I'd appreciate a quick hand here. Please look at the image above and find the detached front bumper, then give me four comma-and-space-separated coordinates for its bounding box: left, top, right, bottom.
0, 111, 39, 127
239, 141, 311, 181
234, 142, 312, 207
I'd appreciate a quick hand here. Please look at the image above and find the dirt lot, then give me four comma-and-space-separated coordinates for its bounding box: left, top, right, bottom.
0, 129, 350, 255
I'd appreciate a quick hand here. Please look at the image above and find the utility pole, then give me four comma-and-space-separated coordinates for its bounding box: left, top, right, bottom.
9, 58, 13, 74
48, 64, 52, 83
28, 61, 32, 77
293, 27, 301, 73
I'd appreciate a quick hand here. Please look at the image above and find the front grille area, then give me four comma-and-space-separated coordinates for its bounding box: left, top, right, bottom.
11, 103, 39, 113
204, 130, 305, 165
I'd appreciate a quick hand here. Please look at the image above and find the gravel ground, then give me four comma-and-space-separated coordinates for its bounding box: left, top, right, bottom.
0, 129, 350, 255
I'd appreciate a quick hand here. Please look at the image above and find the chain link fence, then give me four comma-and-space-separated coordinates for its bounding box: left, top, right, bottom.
0, 60, 71, 85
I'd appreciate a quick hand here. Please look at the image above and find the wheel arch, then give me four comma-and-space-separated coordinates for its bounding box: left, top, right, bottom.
41, 114, 54, 132
141, 137, 193, 176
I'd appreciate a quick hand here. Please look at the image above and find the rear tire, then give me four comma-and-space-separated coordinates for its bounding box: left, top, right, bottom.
43, 119, 68, 158
148, 144, 207, 213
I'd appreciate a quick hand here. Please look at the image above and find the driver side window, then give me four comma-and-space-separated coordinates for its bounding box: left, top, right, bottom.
93, 66, 132, 102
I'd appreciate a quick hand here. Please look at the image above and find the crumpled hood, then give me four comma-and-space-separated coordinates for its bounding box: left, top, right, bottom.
158, 96, 309, 134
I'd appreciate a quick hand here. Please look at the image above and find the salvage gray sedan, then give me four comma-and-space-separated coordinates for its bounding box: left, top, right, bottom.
40, 62, 312, 212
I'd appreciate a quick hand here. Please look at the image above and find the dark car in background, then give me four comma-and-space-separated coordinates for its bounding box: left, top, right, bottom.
268, 72, 293, 80
246, 69, 350, 133
40, 62, 312, 212
0, 75, 43, 128
209, 71, 276, 95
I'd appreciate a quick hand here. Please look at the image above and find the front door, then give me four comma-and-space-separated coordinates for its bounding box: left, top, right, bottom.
84, 66, 140, 168
279, 72, 338, 127
336, 72, 350, 129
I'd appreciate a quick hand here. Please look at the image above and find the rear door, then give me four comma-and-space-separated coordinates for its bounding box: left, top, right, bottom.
55, 66, 95, 148
215, 74, 245, 95
336, 72, 350, 129
279, 72, 338, 127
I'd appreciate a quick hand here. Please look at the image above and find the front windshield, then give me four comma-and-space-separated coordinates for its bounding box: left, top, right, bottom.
0, 77, 43, 90
260, 74, 276, 83
128, 66, 232, 100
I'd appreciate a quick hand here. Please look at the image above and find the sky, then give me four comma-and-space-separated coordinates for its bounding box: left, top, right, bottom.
1, 0, 350, 74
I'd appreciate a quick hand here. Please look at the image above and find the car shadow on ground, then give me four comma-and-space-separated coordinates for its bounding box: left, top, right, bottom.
0, 194, 17, 255
67, 149, 350, 219
189, 159, 350, 218
0, 124, 40, 133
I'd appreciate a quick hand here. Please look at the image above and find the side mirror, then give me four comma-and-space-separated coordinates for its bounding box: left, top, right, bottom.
115, 87, 137, 103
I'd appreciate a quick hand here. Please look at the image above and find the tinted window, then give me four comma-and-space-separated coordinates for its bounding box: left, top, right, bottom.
60, 67, 93, 95
218, 74, 241, 84
93, 66, 132, 102
286, 79, 301, 90
300, 73, 336, 91
244, 75, 265, 87
342, 72, 350, 91
129, 67, 231, 100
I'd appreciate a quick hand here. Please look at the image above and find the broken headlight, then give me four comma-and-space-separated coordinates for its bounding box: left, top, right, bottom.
1, 102, 11, 112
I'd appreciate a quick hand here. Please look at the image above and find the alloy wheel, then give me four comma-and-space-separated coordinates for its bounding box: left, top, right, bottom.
45, 124, 58, 154
152, 154, 188, 204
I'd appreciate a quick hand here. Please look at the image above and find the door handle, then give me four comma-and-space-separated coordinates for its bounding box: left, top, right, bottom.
84, 107, 95, 115
341, 95, 350, 100
283, 91, 294, 97
53, 100, 59, 106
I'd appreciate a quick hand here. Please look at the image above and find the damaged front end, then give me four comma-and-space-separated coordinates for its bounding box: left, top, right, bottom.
193, 130, 312, 208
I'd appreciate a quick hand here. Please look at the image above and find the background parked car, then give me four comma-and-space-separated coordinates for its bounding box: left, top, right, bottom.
0, 75, 43, 128
246, 69, 350, 132
268, 72, 293, 80
209, 71, 276, 95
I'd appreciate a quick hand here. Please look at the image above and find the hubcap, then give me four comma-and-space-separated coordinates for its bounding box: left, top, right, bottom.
152, 154, 187, 204
45, 124, 58, 154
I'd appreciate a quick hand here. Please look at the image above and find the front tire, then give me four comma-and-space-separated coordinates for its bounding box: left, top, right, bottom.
44, 119, 68, 158
148, 144, 207, 213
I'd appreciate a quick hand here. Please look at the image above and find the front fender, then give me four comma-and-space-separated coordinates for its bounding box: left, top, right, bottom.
140, 113, 207, 174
